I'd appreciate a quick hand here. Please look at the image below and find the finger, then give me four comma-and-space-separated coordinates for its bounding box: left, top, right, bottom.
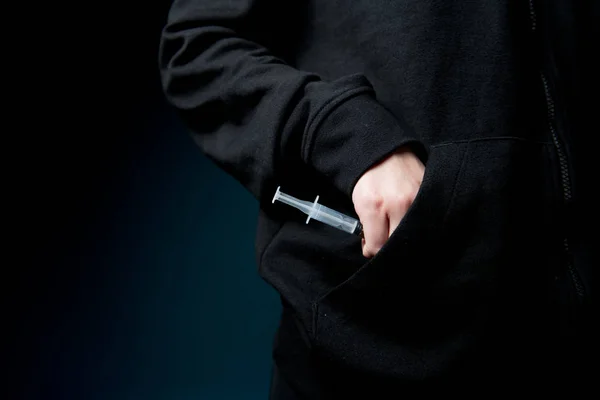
387, 193, 414, 237
360, 207, 389, 258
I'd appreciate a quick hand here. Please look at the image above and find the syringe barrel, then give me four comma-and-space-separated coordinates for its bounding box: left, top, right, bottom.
312, 204, 359, 234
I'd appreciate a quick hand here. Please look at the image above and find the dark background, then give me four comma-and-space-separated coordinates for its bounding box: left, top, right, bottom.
14, 2, 281, 398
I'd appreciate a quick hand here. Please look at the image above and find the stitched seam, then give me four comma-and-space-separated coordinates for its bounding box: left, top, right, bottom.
259, 222, 319, 343
440, 143, 470, 226
257, 221, 285, 270
311, 302, 319, 341
431, 136, 552, 147
301, 86, 374, 161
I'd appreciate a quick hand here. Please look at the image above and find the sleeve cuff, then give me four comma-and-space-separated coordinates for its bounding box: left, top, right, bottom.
303, 93, 425, 199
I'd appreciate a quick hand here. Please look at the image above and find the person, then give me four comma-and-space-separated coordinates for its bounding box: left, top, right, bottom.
159, 0, 596, 396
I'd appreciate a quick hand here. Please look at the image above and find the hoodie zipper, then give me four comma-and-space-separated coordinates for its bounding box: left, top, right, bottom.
540, 74, 585, 300
529, 0, 585, 300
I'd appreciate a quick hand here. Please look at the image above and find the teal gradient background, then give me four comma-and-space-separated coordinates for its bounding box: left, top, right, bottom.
16, 2, 281, 398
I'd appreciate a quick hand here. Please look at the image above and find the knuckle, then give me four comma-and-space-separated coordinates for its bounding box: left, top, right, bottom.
392, 193, 413, 211
369, 194, 386, 210
355, 192, 385, 212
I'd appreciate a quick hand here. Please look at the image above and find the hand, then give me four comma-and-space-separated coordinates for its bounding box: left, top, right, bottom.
352, 146, 425, 258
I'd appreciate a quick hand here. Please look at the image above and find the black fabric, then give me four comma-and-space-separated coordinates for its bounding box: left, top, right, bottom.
159, 0, 596, 393
269, 364, 303, 400
538, 0, 598, 305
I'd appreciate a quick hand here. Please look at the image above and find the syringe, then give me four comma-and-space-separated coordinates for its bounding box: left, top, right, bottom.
272, 186, 363, 237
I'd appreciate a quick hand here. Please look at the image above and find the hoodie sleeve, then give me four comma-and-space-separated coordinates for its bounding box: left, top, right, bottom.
159, 0, 422, 201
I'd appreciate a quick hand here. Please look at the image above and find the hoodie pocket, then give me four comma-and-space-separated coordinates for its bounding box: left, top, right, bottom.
258, 141, 466, 341
314, 141, 468, 305
312, 138, 554, 383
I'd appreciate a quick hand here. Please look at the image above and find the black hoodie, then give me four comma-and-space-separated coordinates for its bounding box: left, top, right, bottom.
159, 0, 596, 395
